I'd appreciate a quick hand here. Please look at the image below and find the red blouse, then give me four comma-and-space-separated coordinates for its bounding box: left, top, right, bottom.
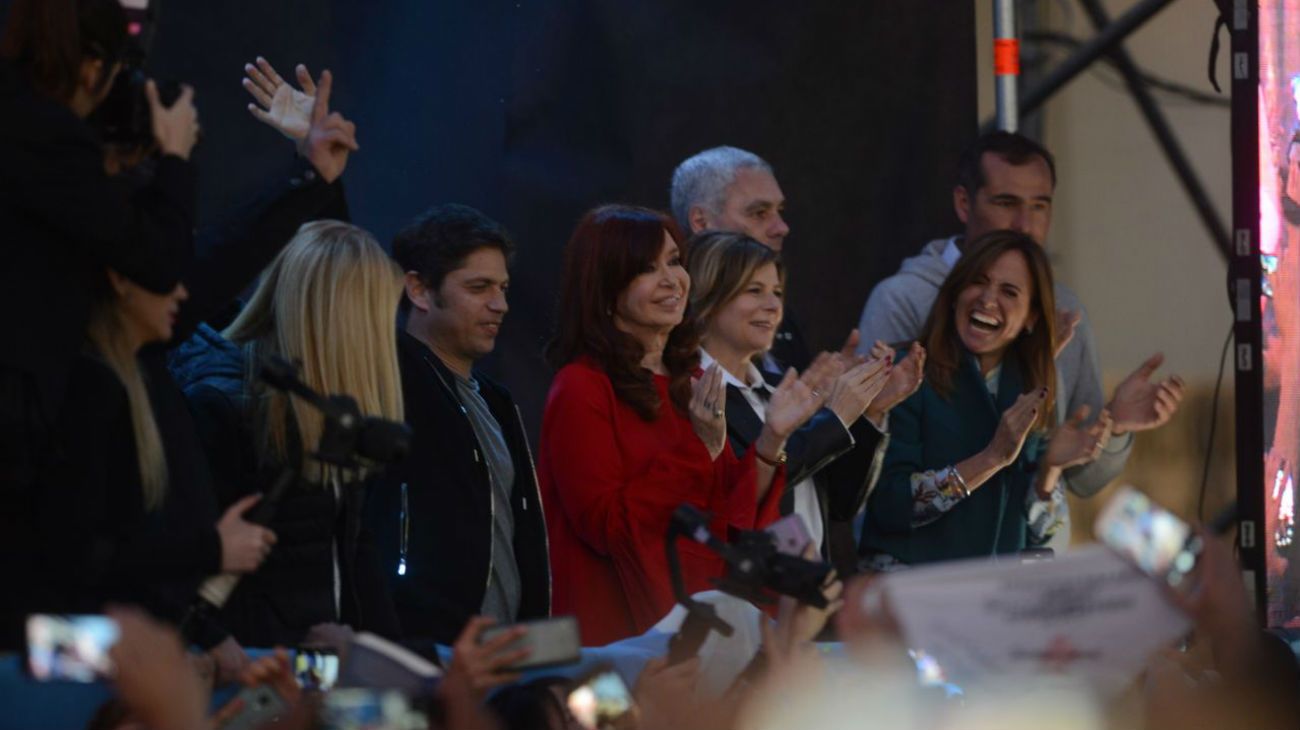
538, 359, 785, 646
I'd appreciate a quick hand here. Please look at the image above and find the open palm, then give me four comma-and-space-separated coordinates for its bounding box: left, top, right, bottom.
243, 57, 316, 140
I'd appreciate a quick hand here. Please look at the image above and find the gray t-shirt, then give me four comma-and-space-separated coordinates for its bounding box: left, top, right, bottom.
453, 371, 522, 622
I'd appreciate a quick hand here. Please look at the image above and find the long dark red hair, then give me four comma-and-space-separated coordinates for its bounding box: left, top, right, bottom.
546, 205, 701, 421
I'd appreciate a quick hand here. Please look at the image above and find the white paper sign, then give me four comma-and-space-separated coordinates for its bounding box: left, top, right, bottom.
874, 545, 1191, 696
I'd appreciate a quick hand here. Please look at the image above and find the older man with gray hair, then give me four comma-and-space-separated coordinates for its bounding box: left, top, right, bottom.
670, 146, 810, 371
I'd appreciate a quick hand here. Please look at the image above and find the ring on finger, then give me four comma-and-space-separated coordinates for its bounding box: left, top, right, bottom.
712, 408, 723, 418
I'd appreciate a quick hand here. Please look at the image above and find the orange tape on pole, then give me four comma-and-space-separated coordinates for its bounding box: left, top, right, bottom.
994, 38, 1020, 76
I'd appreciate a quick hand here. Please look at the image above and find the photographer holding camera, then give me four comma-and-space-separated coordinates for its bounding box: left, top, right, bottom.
0, 0, 199, 643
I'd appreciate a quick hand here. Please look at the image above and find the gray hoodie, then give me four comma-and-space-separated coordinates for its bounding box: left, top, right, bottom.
855, 238, 1133, 544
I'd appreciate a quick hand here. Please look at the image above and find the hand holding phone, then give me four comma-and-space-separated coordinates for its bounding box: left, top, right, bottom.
26, 614, 119, 682
566, 665, 636, 730
293, 648, 339, 690
1095, 485, 1201, 586
478, 615, 581, 672
765, 514, 812, 557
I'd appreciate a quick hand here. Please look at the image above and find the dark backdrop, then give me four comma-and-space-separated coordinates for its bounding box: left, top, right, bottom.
3, 0, 976, 436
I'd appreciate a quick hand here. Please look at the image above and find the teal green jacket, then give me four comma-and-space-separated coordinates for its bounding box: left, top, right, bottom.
861, 350, 1045, 565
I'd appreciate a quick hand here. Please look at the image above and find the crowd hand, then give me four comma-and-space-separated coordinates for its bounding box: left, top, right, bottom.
208, 636, 251, 687
781, 546, 845, 644
1044, 405, 1112, 471
833, 575, 909, 669
865, 341, 925, 422
217, 493, 277, 574
445, 616, 530, 702
825, 356, 890, 426
243, 57, 315, 140
1108, 353, 1186, 435
689, 363, 728, 460
1055, 309, 1082, 359
146, 81, 199, 160
1166, 529, 1262, 677
210, 649, 307, 730
303, 622, 355, 664
984, 389, 1044, 468
634, 655, 701, 730
107, 606, 209, 730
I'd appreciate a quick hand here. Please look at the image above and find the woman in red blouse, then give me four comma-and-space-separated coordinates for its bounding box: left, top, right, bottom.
539, 204, 821, 645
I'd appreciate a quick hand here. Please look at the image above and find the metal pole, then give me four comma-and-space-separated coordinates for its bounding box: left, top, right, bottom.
1076, 0, 1232, 260
994, 0, 1019, 132
980, 0, 1179, 130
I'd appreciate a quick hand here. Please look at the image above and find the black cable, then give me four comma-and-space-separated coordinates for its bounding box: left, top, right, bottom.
1025, 31, 1231, 107
1200, 325, 1234, 522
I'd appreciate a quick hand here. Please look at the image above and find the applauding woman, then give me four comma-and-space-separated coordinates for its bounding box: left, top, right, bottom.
860, 231, 1112, 569
539, 205, 820, 644
685, 231, 923, 566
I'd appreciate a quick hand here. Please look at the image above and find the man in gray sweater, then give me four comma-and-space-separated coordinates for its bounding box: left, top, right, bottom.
856, 131, 1185, 548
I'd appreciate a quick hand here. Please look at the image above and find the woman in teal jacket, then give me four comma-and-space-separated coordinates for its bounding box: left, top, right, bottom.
861, 231, 1112, 568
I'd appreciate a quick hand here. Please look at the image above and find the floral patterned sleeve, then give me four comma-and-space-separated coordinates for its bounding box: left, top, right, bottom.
909, 466, 970, 527
1025, 479, 1067, 546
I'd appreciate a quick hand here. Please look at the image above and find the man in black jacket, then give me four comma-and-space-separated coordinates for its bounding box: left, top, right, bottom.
368, 204, 550, 646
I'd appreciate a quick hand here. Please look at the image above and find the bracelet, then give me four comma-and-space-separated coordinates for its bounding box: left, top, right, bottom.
755, 448, 787, 467
938, 466, 970, 500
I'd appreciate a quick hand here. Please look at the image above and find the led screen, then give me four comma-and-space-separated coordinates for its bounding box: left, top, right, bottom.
1259, 0, 1300, 628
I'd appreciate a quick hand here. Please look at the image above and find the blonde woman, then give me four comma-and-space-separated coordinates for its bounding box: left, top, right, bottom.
174, 220, 405, 646
47, 268, 275, 622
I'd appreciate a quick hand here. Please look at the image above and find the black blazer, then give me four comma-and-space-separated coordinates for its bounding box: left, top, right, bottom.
723, 370, 888, 561
366, 332, 551, 645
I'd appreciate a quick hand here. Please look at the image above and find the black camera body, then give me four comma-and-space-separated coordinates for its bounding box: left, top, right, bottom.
669, 505, 831, 609
87, 0, 178, 147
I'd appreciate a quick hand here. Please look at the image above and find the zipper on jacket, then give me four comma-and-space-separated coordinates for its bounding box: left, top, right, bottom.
398, 482, 409, 576
484, 455, 494, 598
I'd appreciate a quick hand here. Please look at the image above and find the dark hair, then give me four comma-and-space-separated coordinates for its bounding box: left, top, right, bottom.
920, 229, 1057, 431
546, 204, 700, 421
955, 131, 1057, 195
391, 203, 515, 311
0, 0, 128, 102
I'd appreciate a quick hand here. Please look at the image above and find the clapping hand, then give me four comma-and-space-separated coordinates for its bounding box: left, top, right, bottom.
1055, 309, 1082, 359
765, 367, 824, 441
243, 57, 315, 140
1044, 405, 1112, 472
985, 389, 1045, 468
1108, 353, 1186, 435
799, 352, 848, 398
824, 356, 890, 426
865, 340, 925, 421
689, 364, 728, 460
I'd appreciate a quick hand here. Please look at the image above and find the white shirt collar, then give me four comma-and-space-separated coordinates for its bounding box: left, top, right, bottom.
699, 348, 769, 392
941, 235, 963, 270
